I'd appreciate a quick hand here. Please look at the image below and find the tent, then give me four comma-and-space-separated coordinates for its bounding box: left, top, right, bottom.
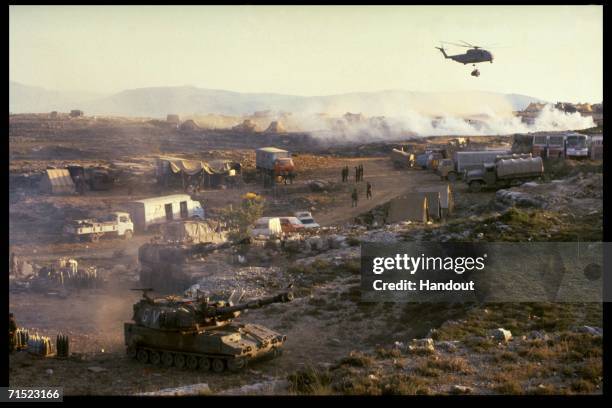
39, 169, 76, 195
386, 194, 429, 223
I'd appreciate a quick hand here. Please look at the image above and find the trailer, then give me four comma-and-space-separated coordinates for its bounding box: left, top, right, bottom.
63, 212, 134, 242
126, 194, 204, 232
465, 156, 544, 192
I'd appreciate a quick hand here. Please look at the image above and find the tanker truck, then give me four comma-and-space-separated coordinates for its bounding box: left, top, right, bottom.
465, 156, 544, 192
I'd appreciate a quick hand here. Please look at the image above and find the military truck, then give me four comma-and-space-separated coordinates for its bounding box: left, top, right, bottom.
63, 212, 134, 242
465, 156, 544, 192
255, 147, 296, 186
124, 289, 293, 372
438, 152, 531, 181
390, 148, 415, 168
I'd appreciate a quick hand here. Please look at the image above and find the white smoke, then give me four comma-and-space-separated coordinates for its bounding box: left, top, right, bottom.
303, 104, 596, 142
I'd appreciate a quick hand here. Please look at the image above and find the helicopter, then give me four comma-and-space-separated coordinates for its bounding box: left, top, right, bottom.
435, 41, 495, 77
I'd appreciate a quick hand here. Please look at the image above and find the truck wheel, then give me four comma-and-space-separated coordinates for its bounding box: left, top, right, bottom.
123, 230, 133, 240
211, 358, 225, 373
469, 181, 483, 193
447, 172, 458, 182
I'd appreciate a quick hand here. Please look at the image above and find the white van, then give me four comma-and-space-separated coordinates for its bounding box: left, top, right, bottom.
126, 194, 204, 232
250, 217, 282, 238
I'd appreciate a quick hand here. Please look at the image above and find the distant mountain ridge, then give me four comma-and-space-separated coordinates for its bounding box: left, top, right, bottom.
9, 81, 545, 118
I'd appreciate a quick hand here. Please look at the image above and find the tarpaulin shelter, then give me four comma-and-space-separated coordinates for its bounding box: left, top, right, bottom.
157, 157, 241, 190
39, 169, 76, 195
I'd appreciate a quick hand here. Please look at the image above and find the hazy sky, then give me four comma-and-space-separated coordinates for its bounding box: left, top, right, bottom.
9, 5, 603, 102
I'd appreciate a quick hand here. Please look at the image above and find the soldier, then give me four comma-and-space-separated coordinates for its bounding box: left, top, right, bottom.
9, 313, 17, 353
351, 188, 359, 208
366, 182, 372, 200
359, 164, 364, 181
354, 166, 359, 183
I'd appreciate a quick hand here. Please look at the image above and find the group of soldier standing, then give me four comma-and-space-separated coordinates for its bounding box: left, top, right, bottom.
341, 164, 372, 207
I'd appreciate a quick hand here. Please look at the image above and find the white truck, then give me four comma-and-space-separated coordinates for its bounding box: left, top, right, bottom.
63, 212, 134, 242
126, 194, 204, 232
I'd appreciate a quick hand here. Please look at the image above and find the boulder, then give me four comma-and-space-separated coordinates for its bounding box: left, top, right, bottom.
489, 328, 512, 342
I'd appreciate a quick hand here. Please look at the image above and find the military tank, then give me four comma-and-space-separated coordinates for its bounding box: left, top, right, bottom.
124, 288, 293, 372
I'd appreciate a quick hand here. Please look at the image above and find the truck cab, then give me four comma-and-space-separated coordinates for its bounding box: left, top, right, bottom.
437, 159, 458, 181
465, 163, 495, 192
274, 157, 295, 178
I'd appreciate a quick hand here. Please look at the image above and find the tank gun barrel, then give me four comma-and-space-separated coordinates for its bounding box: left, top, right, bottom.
214, 292, 293, 315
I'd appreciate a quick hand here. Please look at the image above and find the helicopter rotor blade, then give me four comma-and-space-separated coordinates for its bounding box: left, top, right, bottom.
458, 40, 475, 47
441, 41, 471, 48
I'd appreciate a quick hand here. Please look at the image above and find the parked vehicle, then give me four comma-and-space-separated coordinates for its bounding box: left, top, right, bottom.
278, 217, 305, 234
454, 150, 510, 174
255, 147, 296, 185
465, 156, 544, 192
390, 148, 415, 168
126, 194, 204, 232
250, 217, 283, 238
531, 132, 589, 159
565, 133, 589, 159
63, 212, 134, 242
294, 211, 320, 229
437, 151, 525, 181
589, 135, 603, 160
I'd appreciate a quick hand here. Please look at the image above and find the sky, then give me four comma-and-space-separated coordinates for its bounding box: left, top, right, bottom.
9, 5, 603, 102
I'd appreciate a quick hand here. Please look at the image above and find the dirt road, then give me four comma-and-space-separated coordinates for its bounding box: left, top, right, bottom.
315, 157, 442, 226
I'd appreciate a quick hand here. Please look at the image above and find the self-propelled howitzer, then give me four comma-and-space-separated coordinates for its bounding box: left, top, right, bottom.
124, 290, 293, 372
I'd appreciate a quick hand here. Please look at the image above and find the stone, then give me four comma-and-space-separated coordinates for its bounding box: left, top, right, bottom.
450, 385, 473, 394
45, 369, 54, 375
527, 330, 550, 341
489, 328, 512, 342
408, 338, 435, 353
436, 341, 459, 352
87, 366, 108, 373
575, 326, 603, 336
